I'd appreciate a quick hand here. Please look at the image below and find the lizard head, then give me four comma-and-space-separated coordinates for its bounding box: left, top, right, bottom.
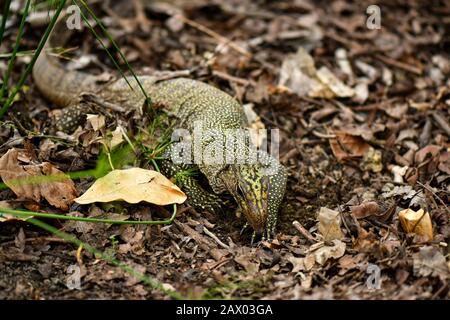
222, 164, 269, 234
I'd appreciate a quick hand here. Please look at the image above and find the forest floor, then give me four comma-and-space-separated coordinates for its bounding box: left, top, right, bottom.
0, 0, 449, 299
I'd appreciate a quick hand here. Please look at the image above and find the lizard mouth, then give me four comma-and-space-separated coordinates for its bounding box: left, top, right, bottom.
234, 186, 268, 234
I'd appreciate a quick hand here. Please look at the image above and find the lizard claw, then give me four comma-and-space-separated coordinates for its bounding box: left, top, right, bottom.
240, 222, 250, 236
251, 231, 257, 246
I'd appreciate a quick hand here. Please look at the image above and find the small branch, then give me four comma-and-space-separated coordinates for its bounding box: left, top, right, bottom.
177, 15, 252, 58
416, 181, 450, 215
293, 220, 318, 243
375, 54, 423, 75
203, 226, 230, 250
431, 111, 450, 137
212, 70, 254, 86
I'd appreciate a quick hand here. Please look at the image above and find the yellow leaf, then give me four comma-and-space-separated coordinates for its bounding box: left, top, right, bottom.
399, 208, 433, 241
75, 168, 187, 206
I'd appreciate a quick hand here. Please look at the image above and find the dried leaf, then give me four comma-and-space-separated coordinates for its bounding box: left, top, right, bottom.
329, 132, 371, 161
414, 145, 442, 164
0, 149, 77, 210
335, 48, 354, 82
316, 66, 355, 98
313, 240, 346, 265
385, 103, 408, 119
362, 147, 383, 173
75, 168, 186, 205
353, 81, 369, 103
381, 184, 427, 208
350, 201, 380, 219
317, 207, 344, 241
398, 208, 433, 241
110, 126, 125, 149
87, 114, 105, 131
278, 48, 334, 99
413, 246, 449, 281
438, 151, 450, 174
338, 253, 365, 275
409, 101, 433, 111
389, 165, 409, 183
234, 253, 260, 274
289, 254, 315, 273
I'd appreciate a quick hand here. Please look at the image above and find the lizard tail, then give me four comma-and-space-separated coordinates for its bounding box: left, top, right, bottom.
32, 14, 99, 107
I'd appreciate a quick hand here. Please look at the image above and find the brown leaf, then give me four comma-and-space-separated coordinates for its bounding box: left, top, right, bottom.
438, 151, 450, 174
350, 201, 380, 219
329, 132, 371, 161
338, 253, 365, 275
414, 145, 442, 164
0, 149, 77, 210
413, 246, 449, 281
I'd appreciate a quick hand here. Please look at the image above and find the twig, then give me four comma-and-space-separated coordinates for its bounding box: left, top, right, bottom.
431, 111, 450, 137
81, 93, 126, 113
292, 220, 317, 243
177, 15, 252, 58
0, 236, 68, 247
416, 181, 450, 215
312, 130, 336, 139
212, 70, 254, 86
153, 69, 192, 81
203, 227, 230, 250
375, 54, 423, 75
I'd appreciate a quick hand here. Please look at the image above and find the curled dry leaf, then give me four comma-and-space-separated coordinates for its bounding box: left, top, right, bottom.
398, 208, 433, 241
109, 126, 125, 149
350, 201, 380, 219
316, 66, 355, 98
75, 168, 187, 206
0, 148, 77, 210
389, 165, 409, 183
87, 114, 106, 131
317, 207, 344, 242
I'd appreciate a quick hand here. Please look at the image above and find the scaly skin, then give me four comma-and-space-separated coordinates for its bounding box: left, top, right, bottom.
32, 32, 287, 238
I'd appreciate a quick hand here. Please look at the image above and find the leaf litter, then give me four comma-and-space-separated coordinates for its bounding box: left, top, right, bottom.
0, 0, 449, 300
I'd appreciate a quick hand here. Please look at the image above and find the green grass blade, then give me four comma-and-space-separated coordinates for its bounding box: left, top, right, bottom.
0, 0, 32, 100
27, 217, 184, 299
0, 205, 178, 225
75, 0, 151, 105
0, 0, 12, 47
0, 0, 68, 119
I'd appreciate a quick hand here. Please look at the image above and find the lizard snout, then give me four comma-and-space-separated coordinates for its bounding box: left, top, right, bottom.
234, 168, 269, 234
